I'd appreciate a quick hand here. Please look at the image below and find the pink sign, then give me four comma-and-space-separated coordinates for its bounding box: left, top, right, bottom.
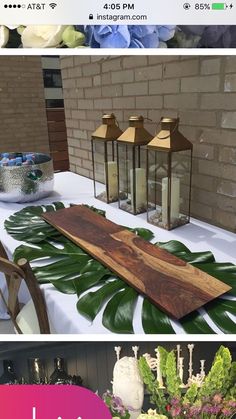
0, 385, 112, 419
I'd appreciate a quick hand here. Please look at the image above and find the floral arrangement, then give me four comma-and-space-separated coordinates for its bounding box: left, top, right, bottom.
138, 409, 168, 418
103, 390, 131, 418
0, 25, 175, 48
138, 346, 236, 419
1, 24, 236, 48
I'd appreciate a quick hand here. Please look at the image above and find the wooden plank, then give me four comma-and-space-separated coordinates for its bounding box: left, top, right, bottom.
42, 206, 231, 319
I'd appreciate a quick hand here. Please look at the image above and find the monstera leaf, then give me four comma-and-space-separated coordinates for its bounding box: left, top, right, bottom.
4, 202, 106, 243
4, 202, 236, 334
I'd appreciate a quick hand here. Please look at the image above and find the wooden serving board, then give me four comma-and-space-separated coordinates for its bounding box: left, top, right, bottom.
42, 205, 231, 319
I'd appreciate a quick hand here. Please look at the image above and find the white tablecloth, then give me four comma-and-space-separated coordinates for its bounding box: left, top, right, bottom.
1, 171, 236, 334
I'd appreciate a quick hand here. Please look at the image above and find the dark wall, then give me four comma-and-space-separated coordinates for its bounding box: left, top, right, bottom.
0, 341, 235, 393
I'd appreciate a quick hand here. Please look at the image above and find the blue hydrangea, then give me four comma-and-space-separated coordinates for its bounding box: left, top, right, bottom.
180, 25, 236, 48
76, 25, 176, 48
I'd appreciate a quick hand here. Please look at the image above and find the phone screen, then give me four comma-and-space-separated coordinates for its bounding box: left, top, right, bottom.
0, 0, 235, 24
0, 3, 236, 48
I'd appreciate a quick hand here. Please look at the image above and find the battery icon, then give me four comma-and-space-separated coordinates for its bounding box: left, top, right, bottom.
212, 2, 226, 9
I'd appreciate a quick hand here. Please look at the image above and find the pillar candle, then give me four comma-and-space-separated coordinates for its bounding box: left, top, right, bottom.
176, 345, 181, 371
130, 168, 146, 210
178, 357, 184, 385
200, 360, 206, 378
162, 176, 180, 224
106, 161, 118, 200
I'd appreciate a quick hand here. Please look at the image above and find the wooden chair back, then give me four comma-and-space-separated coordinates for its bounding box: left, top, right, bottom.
0, 242, 50, 334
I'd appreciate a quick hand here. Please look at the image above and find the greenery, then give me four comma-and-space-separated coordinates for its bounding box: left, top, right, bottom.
158, 346, 169, 378
138, 345, 236, 419
183, 383, 198, 405
4, 202, 236, 334
139, 357, 167, 413
165, 352, 181, 399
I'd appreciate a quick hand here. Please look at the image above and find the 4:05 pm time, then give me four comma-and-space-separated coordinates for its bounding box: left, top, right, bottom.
103, 3, 135, 10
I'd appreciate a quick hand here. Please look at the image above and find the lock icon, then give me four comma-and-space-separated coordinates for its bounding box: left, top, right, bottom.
89, 13, 94, 19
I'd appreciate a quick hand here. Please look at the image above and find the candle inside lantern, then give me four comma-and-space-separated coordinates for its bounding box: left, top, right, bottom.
106, 161, 118, 201
162, 176, 180, 225
130, 168, 146, 211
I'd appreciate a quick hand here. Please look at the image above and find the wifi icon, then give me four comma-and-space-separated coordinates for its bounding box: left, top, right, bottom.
49, 2, 57, 9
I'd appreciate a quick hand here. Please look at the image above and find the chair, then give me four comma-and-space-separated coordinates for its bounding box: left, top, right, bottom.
0, 241, 50, 334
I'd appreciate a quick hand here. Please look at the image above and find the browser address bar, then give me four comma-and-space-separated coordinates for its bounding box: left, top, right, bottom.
0, 0, 235, 25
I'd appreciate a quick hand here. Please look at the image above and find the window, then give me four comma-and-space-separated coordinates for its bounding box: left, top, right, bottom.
43, 69, 62, 88
46, 99, 64, 108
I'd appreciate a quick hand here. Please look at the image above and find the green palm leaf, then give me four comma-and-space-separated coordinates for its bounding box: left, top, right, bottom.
204, 300, 236, 334
4, 202, 106, 244
77, 279, 124, 321
4, 203, 63, 243
102, 287, 138, 334
179, 311, 216, 334
142, 299, 175, 334
4, 202, 236, 334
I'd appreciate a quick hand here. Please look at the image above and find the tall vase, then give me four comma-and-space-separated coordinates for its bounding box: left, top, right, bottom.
28, 358, 46, 384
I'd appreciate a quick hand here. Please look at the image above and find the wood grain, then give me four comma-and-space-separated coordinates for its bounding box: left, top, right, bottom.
42, 206, 231, 319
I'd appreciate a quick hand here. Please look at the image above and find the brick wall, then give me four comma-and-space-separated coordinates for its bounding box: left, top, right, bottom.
61, 55, 236, 232
0, 56, 49, 154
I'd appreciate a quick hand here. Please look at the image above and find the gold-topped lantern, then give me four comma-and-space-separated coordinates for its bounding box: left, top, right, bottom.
117, 116, 153, 215
91, 114, 123, 203
147, 117, 193, 230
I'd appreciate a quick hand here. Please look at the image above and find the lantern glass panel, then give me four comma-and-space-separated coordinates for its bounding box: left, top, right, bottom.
118, 143, 147, 215
92, 138, 118, 203
147, 149, 169, 227
147, 149, 192, 230
171, 149, 192, 227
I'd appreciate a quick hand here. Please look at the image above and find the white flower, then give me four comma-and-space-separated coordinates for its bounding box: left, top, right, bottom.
21, 25, 66, 48
138, 410, 168, 419
0, 26, 9, 48
5, 25, 19, 29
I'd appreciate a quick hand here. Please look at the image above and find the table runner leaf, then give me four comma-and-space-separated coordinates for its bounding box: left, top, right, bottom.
204, 300, 236, 334
51, 279, 77, 294
4, 202, 236, 334
4, 203, 62, 243
77, 279, 124, 321
102, 287, 138, 334
14, 239, 88, 262
33, 258, 88, 284
74, 269, 110, 296
180, 311, 216, 334
142, 299, 175, 334
128, 227, 154, 241
4, 202, 105, 244
156, 240, 193, 254
156, 240, 215, 264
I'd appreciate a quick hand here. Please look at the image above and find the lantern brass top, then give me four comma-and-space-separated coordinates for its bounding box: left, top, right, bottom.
92, 113, 123, 141
117, 115, 153, 146
147, 117, 193, 152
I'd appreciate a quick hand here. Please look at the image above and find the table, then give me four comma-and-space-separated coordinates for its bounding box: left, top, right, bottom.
0, 171, 236, 334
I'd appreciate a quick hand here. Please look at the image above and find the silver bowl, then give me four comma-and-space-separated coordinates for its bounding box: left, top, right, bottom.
0, 152, 54, 203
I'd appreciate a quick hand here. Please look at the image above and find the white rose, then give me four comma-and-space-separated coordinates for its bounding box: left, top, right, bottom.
21, 25, 66, 48
0, 26, 9, 48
